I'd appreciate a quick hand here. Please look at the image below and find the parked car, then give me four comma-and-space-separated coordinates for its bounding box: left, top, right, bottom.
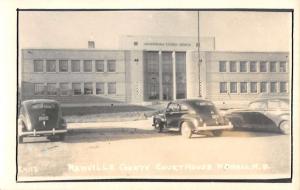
18, 99, 67, 143
152, 99, 233, 138
225, 98, 290, 134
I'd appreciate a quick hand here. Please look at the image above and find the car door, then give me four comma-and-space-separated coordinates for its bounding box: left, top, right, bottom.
165, 103, 181, 128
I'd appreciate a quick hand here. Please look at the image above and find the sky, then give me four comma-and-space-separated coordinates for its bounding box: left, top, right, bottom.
19, 11, 292, 52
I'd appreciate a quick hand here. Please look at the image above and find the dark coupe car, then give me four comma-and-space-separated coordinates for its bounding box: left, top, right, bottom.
152, 99, 233, 138
225, 98, 290, 134
18, 99, 68, 143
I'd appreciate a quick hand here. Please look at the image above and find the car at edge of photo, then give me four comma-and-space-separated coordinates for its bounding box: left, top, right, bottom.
17, 99, 68, 143
152, 99, 233, 138
225, 97, 290, 134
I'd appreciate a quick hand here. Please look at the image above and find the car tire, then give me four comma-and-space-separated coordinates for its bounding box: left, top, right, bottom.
154, 121, 163, 133
18, 136, 24, 144
212, 130, 223, 137
279, 121, 290, 135
181, 122, 192, 139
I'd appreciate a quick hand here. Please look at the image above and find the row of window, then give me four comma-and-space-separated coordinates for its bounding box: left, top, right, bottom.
33, 59, 117, 73
34, 82, 117, 96
219, 61, 287, 73
219, 81, 288, 94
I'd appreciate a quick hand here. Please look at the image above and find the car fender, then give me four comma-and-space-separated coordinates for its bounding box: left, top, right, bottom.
179, 115, 198, 130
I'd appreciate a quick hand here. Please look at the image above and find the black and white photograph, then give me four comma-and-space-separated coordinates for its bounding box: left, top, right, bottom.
16, 9, 293, 182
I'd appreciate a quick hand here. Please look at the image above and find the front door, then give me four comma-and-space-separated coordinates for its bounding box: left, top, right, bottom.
165, 102, 181, 128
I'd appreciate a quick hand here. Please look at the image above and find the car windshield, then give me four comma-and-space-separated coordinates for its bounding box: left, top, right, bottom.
189, 101, 218, 116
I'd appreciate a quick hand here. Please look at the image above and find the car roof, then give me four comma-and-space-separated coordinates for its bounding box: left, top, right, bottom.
22, 99, 59, 106
173, 99, 212, 105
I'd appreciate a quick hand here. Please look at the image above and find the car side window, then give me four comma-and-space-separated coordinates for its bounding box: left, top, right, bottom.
167, 103, 179, 112
180, 104, 189, 112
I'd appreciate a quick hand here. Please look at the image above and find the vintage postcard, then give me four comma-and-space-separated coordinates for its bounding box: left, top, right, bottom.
16, 10, 294, 182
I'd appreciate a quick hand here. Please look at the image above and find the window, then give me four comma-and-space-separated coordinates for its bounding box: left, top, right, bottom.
230, 82, 237, 93
60, 83, 69, 96
219, 82, 227, 93
270, 82, 277, 93
71, 60, 80, 72
72, 83, 81, 95
167, 103, 179, 112
280, 62, 286, 72
240, 82, 247, 93
259, 61, 267, 72
95, 60, 104, 72
240, 61, 247, 72
250, 61, 257, 72
280, 82, 287, 93
260, 82, 267, 93
59, 60, 68, 72
107, 60, 116, 72
229, 61, 237, 72
96, 82, 104, 94
269, 62, 276, 72
250, 82, 257, 93
34, 83, 44, 95
83, 60, 92, 72
108, 82, 116, 94
46, 60, 56, 72
84, 82, 93, 95
34, 60, 43, 72
47, 83, 57, 96
219, 61, 226, 72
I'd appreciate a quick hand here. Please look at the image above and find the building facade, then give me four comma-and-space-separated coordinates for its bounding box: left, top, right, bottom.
20, 36, 290, 106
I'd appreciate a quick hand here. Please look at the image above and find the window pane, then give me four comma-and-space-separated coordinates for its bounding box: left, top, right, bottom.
260, 61, 267, 72
60, 83, 69, 96
260, 82, 267, 93
107, 60, 116, 72
47, 83, 57, 96
240, 61, 247, 72
269, 62, 276, 72
280, 82, 287, 93
108, 82, 116, 94
72, 83, 81, 95
84, 60, 92, 72
250, 82, 257, 93
280, 62, 286, 72
95, 60, 104, 72
220, 82, 227, 93
46, 60, 56, 72
34, 83, 44, 95
59, 60, 68, 72
250, 61, 257, 72
230, 82, 237, 93
229, 61, 236, 72
270, 82, 277, 93
84, 82, 93, 94
71, 60, 80, 72
219, 61, 226, 72
34, 60, 43, 72
96, 82, 104, 94
240, 82, 247, 93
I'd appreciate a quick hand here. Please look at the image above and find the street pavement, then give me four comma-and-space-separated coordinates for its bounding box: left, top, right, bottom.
17, 119, 291, 180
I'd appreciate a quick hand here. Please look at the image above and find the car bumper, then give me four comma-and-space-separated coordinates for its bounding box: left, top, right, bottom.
195, 122, 233, 131
20, 128, 67, 137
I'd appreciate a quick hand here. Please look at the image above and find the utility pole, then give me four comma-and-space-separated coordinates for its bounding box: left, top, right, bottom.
197, 11, 202, 97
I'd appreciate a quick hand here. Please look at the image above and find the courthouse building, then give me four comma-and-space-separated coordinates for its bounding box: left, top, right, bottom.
20, 35, 290, 106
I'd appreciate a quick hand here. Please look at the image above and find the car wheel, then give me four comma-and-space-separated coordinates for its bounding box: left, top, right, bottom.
279, 121, 290, 135
154, 121, 163, 133
181, 122, 192, 139
212, 130, 223, 137
18, 136, 24, 144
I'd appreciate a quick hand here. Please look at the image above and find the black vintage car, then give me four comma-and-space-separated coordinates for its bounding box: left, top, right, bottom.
18, 99, 68, 143
152, 99, 233, 138
225, 98, 290, 134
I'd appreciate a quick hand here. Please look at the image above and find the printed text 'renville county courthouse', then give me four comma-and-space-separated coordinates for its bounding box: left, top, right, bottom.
20, 36, 290, 108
